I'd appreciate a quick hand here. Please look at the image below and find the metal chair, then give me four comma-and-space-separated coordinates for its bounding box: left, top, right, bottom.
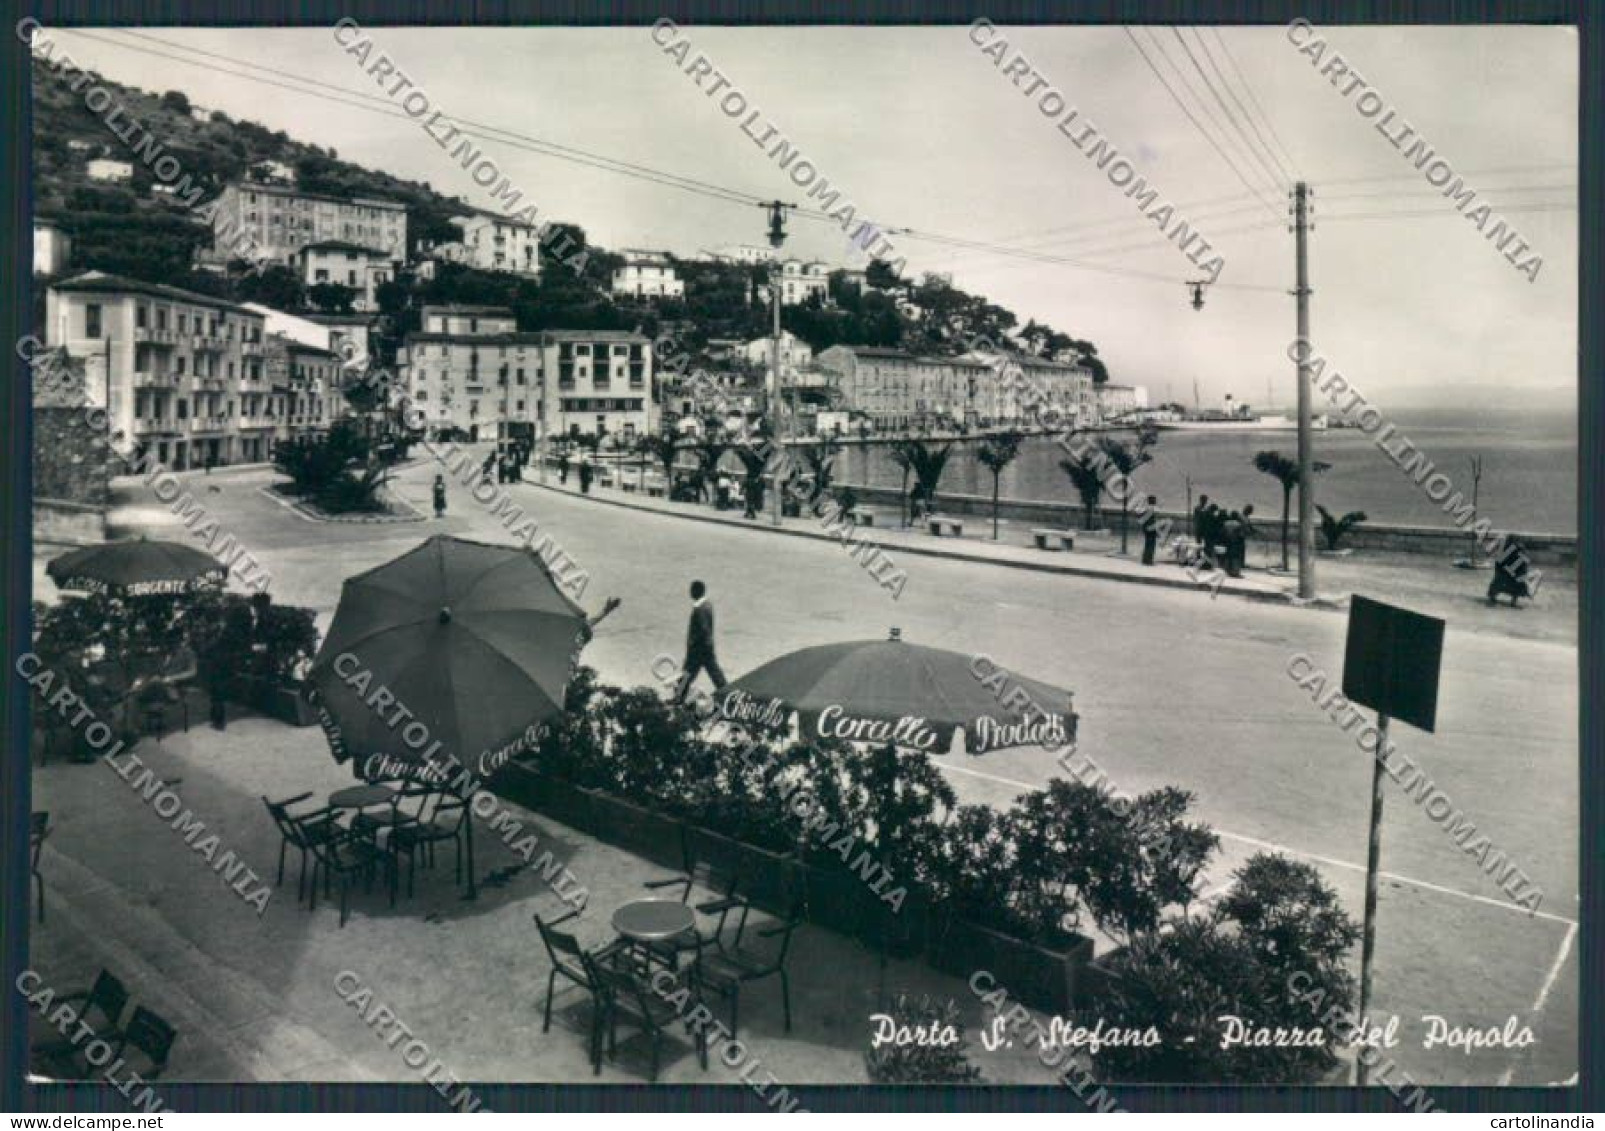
31, 969, 129, 1069
692, 893, 802, 1038
305, 820, 392, 927
30, 812, 49, 924
642, 826, 748, 960
262, 793, 339, 904
583, 949, 707, 1082
534, 910, 623, 1069
392, 790, 470, 897
111, 1006, 176, 1081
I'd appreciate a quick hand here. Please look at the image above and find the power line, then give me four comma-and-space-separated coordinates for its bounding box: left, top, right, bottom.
1317, 163, 1576, 188
1169, 28, 1288, 196
59, 28, 1222, 290
1316, 203, 1575, 222
1193, 28, 1296, 185
90, 29, 765, 209
985, 189, 1259, 245
1320, 182, 1574, 201
1209, 28, 1300, 181
1121, 26, 1283, 220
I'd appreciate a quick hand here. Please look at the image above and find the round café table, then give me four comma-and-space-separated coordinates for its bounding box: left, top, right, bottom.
612, 899, 697, 969
328, 784, 396, 810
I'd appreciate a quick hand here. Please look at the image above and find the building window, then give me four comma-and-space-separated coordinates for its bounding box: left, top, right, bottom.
135, 305, 148, 329
84, 304, 102, 338
177, 399, 188, 419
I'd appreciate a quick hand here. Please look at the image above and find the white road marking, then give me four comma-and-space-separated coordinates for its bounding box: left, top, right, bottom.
1497, 920, 1577, 1086
936, 760, 1577, 927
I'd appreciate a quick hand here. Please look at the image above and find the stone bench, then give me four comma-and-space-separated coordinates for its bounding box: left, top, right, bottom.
621, 479, 638, 493
927, 516, 964, 538
1031, 528, 1075, 552
850, 509, 875, 527
645, 482, 667, 498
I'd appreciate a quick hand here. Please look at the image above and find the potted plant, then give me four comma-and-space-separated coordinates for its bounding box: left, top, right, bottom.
865, 993, 985, 1084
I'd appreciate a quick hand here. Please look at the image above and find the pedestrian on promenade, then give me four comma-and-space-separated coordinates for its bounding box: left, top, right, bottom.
1237, 505, 1257, 573
716, 472, 732, 511
1141, 496, 1160, 566
432, 474, 447, 519
558, 451, 570, 484
742, 473, 760, 519
672, 580, 727, 705
1192, 494, 1210, 541
579, 456, 593, 494
1222, 510, 1246, 578
1487, 538, 1533, 606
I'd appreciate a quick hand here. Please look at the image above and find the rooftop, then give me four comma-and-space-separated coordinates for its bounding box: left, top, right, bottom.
421, 304, 516, 317
50, 271, 260, 318
224, 180, 407, 211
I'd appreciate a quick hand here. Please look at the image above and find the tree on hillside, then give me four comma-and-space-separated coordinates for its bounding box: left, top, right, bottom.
1252, 450, 1332, 571
308, 283, 357, 315
234, 266, 305, 311
160, 89, 191, 115
974, 430, 1024, 540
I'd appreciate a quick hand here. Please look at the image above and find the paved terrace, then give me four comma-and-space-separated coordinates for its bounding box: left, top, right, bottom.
26, 453, 1581, 1089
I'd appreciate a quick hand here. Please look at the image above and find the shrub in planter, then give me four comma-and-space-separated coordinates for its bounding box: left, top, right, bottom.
865, 994, 984, 1084
1089, 853, 1359, 1084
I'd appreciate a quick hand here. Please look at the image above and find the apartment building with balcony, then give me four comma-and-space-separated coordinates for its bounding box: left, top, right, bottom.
960, 350, 1097, 427
610, 250, 684, 300
547, 331, 655, 441
401, 310, 543, 440
206, 181, 408, 264
45, 271, 271, 470
296, 240, 398, 312
431, 212, 543, 278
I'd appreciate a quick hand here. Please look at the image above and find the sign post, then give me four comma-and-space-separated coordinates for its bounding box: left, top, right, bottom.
1340, 595, 1445, 1085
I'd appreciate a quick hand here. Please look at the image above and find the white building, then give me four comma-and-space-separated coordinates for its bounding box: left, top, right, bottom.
547, 330, 656, 441
706, 244, 776, 265
738, 331, 813, 376
295, 241, 397, 312
206, 181, 408, 264
420, 305, 516, 336
241, 304, 371, 365
86, 159, 133, 183
433, 213, 543, 278
611, 250, 684, 299
247, 160, 296, 185
778, 259, 829, 306
46, 271, 277, 469
33, 222, 71, 276
1096, 383, 1149, 420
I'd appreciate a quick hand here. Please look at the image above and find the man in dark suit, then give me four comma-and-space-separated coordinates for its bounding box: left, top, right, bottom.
673, 580, 727, 704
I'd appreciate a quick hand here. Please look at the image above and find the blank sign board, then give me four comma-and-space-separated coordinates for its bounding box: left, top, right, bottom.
1341, 595, 1445, 734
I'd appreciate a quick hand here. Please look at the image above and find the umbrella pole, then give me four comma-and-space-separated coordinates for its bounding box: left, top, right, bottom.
465, 802, 478, 900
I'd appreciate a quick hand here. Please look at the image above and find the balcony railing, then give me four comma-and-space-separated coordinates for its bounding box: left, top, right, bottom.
133, 326, 183, 346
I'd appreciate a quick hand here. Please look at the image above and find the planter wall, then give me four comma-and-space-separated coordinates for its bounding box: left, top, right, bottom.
493, 764, 1099, 1015
930, 917, 1095, 1015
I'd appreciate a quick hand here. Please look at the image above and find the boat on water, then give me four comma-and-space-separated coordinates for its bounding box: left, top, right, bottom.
1157, 412, 1328, 432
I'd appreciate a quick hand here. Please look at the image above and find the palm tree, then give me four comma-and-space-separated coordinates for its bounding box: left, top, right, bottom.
1252, 450, 1332, 571
891, 438, 954, 523
1060, 455, 1104, 531
974, 430, 1024, 540
1097, 427, 1158, 554
797, 437, 842, 506
1316, 504, 1368, 551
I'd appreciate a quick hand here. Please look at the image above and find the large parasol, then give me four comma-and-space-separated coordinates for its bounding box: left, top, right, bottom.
47, 537, 226, 596
308, 534, 592, 789
714, 627, 1077, 755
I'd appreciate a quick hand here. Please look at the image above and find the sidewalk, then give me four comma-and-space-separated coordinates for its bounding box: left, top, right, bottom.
524, 472, 1295, 603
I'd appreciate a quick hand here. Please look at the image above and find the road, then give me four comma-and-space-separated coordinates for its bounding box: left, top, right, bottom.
92, 452, 1579, 1085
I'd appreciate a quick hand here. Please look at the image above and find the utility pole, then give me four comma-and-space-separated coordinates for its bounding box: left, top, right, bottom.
762, 200, 794, 526
1293, 182, 1316, 599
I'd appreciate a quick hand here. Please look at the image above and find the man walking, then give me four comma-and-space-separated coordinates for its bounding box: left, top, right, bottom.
672, 580, 727, 704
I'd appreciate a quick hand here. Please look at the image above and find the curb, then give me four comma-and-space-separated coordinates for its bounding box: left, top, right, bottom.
257, 486, 425, 525
523, 478, 1295, 604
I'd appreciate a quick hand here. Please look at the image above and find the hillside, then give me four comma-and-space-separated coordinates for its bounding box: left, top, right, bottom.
30, 53, 1109, 380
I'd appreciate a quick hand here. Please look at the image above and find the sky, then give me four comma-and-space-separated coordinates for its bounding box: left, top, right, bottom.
40, 22, 1578, 411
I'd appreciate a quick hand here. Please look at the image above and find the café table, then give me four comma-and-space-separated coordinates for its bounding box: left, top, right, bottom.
612, 899, 697, 971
